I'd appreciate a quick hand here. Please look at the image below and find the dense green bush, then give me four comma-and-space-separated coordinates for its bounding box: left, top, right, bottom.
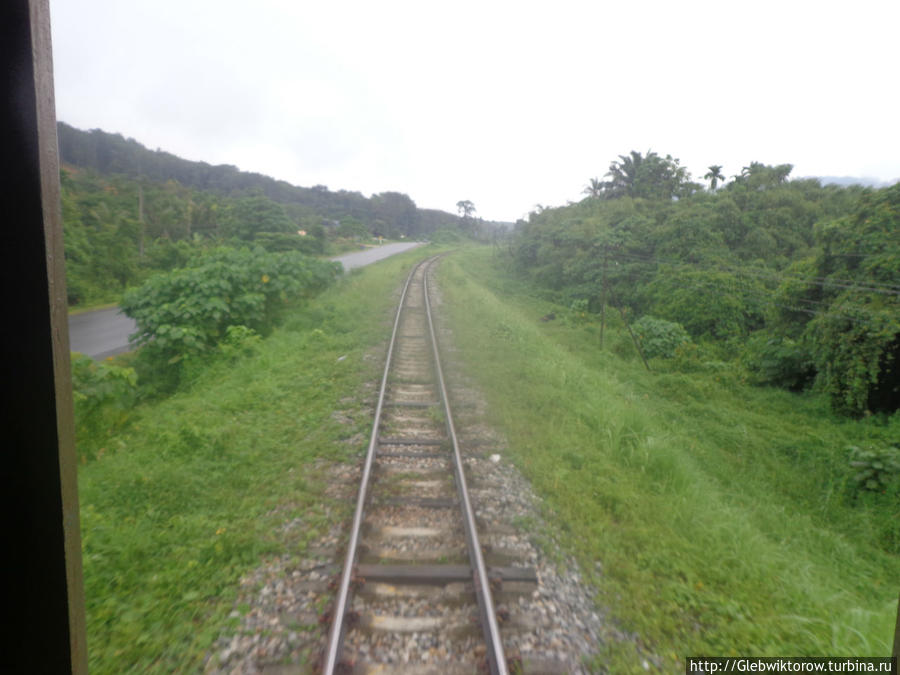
771, 185, 900, 414
143, 238, 199, 272
253, 231, 324, 255
809, 302, 899, 415
641, 267, 767, 339
71, 353, 138, 459
121, 247, 339, 390
742, 333, 816, 391
847, 444, 900, 553
848, 444, 900, 493
631, 315, 692, 359
217, 325, 263, 361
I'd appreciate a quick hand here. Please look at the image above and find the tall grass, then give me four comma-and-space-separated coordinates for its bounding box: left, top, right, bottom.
437, 249, 900, 671
77, 247, 432, 672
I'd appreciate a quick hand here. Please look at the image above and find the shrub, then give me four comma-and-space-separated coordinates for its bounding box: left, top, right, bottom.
254, 232, 323, 255
808, 301, 900, 416
71, 353, 137, 459
640, 267, 767, 339
121, 247, 339, 390
632, 315, 692, 359
218, 325, 262, 360
848, 444, 900, 493
143, 238, 198, 272
568, 298, 590, 325
743, 333, 816, 391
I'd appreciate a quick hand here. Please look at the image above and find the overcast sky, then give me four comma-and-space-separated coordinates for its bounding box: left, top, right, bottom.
49, 0, 900, 223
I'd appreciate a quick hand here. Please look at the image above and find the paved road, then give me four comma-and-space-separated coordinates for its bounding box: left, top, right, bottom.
68, 307, 137, 359
331, 241, 423, 271
69, 241, 425, 358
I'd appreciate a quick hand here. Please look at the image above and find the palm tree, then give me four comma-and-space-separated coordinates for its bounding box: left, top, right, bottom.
704, 165, 725, 191
772, 163, 793, 184
583, 177, 603, 198
604, 150, 664, 198
604, 151, 643, 197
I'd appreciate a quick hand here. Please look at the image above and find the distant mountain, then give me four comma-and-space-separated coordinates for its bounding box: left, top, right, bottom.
808, 175, 899, 188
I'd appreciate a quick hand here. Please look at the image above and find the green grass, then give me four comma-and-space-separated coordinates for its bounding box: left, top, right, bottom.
77, 243, 898, 672
68, 301, 121, 315
77, 245, 436, 672
436, 248, 900, 672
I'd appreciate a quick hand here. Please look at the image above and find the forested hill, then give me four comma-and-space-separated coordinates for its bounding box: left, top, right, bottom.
57, 122, 460, 237
58, 122, 474, 308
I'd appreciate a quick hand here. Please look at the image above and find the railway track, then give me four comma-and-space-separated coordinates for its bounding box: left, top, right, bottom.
204, 255, 605, 673
321, 257, 532, 674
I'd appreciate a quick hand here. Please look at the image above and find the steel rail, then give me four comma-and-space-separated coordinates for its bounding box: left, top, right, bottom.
321, 258, 427, 674
423, 261, 509, 675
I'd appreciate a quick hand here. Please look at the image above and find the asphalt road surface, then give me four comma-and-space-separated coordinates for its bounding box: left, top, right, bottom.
68, 307, 137, 359
330, 241, 422, 271
68, 241, 425, 358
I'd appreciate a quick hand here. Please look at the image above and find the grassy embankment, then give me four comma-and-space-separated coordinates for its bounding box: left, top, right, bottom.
77, 246, 434, 672
437, 247, 900, 672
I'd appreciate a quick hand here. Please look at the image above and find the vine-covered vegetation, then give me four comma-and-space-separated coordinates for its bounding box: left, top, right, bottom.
510, 152, 899, 417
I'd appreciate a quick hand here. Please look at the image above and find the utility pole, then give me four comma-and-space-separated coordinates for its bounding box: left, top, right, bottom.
138, 182, 145, 258
618, 304, 651, 372
600, 247, 608, 349
608, 285, 651, 372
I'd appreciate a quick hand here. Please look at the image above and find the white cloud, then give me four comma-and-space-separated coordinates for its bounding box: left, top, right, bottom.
50, 0, 900, 221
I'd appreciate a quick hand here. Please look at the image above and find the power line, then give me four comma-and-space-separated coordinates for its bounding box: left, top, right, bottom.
591, 252, 896, 330
612, 251, 900, 295
650, 273, 896, 332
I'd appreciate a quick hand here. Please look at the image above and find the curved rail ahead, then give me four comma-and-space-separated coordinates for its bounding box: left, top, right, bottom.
321, 256, 508, 674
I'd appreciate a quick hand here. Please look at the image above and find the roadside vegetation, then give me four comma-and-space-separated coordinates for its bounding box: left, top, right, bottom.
74, 247, 435, 672
438, 248, 899, 671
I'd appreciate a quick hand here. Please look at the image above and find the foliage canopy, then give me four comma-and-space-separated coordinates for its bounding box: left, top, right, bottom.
511, 154, 899, 416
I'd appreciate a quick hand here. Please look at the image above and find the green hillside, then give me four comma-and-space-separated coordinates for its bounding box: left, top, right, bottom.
58, 122, 465, 307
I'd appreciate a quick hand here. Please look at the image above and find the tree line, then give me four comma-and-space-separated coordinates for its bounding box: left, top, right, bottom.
509, 150, 899, 417
57, 124, 472, 306
58, 122, 462, 239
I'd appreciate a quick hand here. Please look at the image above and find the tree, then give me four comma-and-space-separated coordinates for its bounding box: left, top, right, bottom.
456, 200, 476, 234
584, 177, 603, 199
372, 191, 417, 237
603, 151, 645, 198
456, 200, 476, 219
601, 150, 695, 201
220, 194, 293, 241
731, 162, 794, 191
795, 184, 900, 414
704, 165, 725, 191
